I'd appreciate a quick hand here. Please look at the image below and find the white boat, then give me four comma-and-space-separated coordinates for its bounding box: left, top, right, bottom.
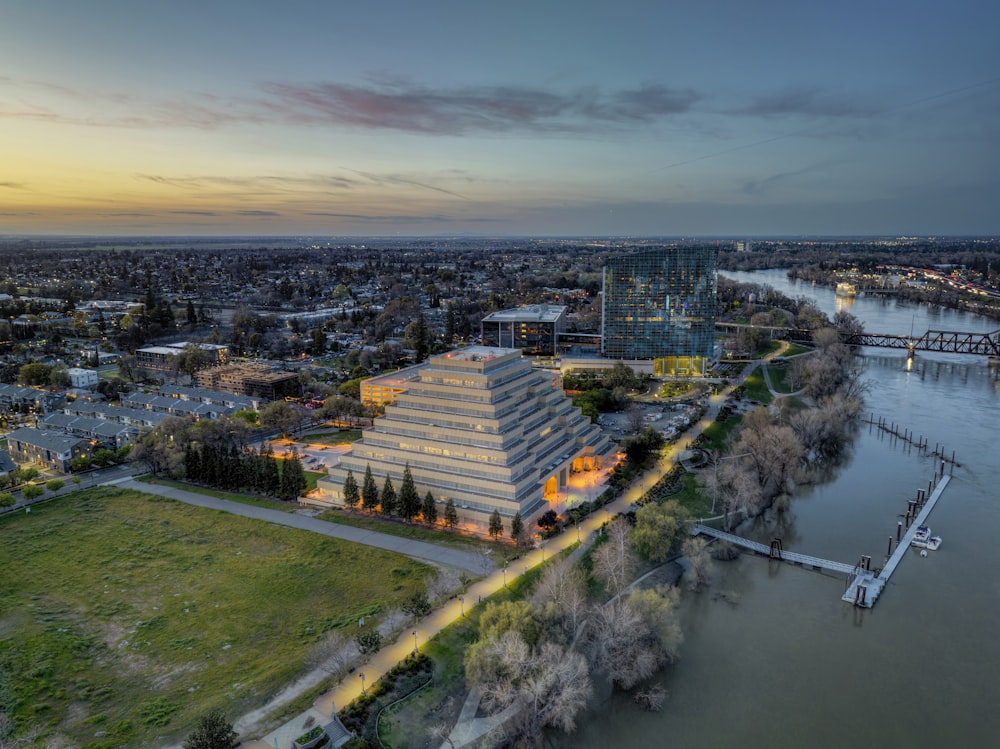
835, 282, 857, 297
911, 525, 942, 551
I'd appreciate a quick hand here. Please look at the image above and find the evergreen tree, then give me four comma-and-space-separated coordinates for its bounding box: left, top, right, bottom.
380, 475, 397, 515
362, 464, 379, 513
342, 469, 360, 508
444, 498, 458, 528
488, 509, 503, 539
445, 304, 457, 341
186, 299, 197, 327
261, 444, 280, 496
185, 445, 201, 482
422, 490, 437, 524
510, 511, 525, 545
397, 463, 419, 522
279, 448, 307, 500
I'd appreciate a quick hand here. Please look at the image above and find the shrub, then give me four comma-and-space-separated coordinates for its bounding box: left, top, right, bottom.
0, 492, 15, 507
47, 479, 65, 492
22, 485, 44, 500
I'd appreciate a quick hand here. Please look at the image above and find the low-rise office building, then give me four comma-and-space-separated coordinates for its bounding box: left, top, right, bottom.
481, 304, 567, 355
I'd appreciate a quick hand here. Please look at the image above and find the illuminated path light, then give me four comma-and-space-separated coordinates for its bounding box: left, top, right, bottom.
248, 361, 759, 749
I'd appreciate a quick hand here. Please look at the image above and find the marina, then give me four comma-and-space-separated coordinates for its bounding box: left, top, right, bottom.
693, 472, 951, 608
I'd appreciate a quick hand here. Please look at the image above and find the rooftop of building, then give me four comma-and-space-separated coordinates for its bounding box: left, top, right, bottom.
362, 363, 427, 389
481, 304, 567, 323
435, 346, 520, 364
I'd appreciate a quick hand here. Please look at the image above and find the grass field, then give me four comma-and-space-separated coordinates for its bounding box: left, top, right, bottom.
297, 430, 362, 446
136, 476, 300, 512
318, 509, 522, 564
0, 487, 432, 748
742, 370, 773, 404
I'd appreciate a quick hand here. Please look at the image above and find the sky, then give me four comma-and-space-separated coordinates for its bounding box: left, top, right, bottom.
2, 0, 999, 237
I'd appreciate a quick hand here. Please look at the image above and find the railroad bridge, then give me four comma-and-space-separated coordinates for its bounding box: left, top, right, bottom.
716, 322, 1000, 357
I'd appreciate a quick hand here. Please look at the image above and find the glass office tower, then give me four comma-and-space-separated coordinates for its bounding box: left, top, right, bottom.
601, 247, 717, 375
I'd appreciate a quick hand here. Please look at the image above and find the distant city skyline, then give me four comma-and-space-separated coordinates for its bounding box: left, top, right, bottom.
2, 1, 999, 237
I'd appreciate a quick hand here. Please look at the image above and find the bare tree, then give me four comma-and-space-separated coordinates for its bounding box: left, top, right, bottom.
592, 517, 636, 597
532, 558, 588, 641
427, 568, 461, 605
585, 587, 682, 691
307, 630, 360, 679
625, 403, 646, 434
681, 537, 711, 591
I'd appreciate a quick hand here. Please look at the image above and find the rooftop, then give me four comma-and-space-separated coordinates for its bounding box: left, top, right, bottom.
482, 304, 567, 323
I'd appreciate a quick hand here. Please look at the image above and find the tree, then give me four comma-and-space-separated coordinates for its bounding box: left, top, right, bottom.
421, 490, 437, 524
279, 448, 307, 500
682, 537, 712, 591
444, 498, 458, 529
184, 711, 237, 749
17, 362, 52, 387
632, 500, 688, 562
260, 400, 299, 436
397, 464, 419, 521
591, 517, 635, 597
361, 464, 379, 512
532, 558, 587, 640
402, 591, 432, 621
22, 485, 43, 500
488, 509, 503, 539
380, 475, 396, 515
186, 299, 197, 327
0, 493, 15, 508
342, 469, 360, 508
510, 511, 525, 545
586, 587, 682, 691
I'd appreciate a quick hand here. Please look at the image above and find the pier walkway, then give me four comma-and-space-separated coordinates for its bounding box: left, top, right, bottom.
692, 525, 856, 575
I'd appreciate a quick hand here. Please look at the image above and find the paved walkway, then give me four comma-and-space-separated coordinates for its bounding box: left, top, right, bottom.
117, 479, 489, 574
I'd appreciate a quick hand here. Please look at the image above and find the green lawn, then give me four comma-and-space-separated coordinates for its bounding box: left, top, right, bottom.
135, 476, 299, 512
318, 509, 521, 564
672, 472, 713, 518
768, 366, 795, 394
742, 370, 773, 404
0, 487, 431, 748
699, 416, 743, 452
784, 343, 813, 357
297, 430, 362, 446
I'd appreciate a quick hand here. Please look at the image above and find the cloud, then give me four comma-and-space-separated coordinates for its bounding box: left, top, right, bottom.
137, 173, 358, 190
2, 73, 702, 136
734, 87, 879, 118
261, 79, 700, 134
168, 210, 219, 216
100, 212, 155, 217
0, 182, 27, 189
741, 161, 836, 195
236, 210, 279, 216
305, 211, 500, 224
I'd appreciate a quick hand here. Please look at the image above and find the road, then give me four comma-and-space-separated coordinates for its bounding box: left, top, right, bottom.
115, 479, 489, 575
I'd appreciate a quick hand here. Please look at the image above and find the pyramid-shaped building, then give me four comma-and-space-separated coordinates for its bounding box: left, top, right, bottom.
311, 347, 611, 523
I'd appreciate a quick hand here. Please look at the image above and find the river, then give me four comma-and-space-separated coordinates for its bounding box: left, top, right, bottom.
567, 269, 1000, 747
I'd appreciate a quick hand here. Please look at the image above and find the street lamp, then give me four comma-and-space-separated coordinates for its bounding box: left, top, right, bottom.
576, 522, 581, 542
359, 672, 366, 696
459, 596, 465, 617
412, 630, 418, 654
503, 562, 508, 588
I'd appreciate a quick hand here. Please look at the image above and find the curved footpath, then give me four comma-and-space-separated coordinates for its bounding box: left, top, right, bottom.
156, 357, 768, 749
115, 479, 489, 575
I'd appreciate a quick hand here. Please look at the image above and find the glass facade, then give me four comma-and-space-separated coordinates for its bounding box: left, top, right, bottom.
601, 247, 717, 365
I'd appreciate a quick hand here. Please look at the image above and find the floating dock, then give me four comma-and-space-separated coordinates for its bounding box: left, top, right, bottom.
693, 473, 951, 608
